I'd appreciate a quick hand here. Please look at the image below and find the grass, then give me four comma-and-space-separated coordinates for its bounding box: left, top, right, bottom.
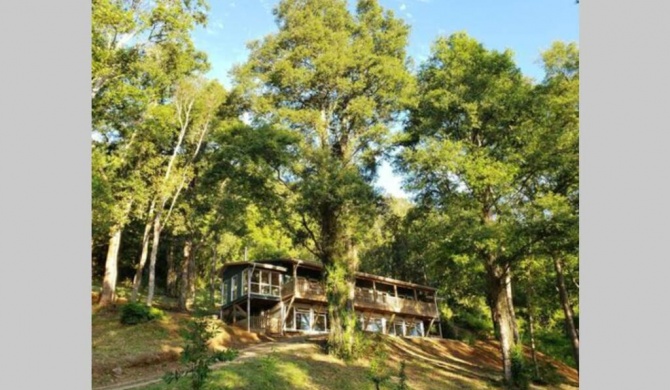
92, 285, 261, 387
93, 286, 578, 390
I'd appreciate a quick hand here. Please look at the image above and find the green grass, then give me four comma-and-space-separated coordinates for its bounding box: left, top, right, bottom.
140, 346, 374, 390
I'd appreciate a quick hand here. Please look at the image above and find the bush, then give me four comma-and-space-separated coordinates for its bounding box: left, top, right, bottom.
509, 346, 531, 390
396, 361, 410, 390
119, 302, 164, 325
532, 361, 564, 386
367, 343, 392, 390
164, 318, 238, 390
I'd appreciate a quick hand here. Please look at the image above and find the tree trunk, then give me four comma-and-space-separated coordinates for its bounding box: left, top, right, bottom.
487, 264, 518, 385
554, 255, 579, 368
130, 221, 152, 302
130, 198, 158, 302
98, 225, 123, 307
187, 244, 198, 308
145, 210, 163, 306
528, 307, 540, 379
166, 241, 178, 297
524, 266, 540, 379
178, 239, 194, 311
505, 271, 520, 343
209, 245, 217, 303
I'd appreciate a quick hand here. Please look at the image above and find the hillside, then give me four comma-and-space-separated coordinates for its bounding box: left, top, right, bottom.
92, 298, 578, 390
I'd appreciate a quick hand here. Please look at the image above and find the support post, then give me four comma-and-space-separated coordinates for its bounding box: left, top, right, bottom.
428, 318, 435, 338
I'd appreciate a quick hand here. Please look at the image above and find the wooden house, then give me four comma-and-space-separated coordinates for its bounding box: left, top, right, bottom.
219, 258, 442, 338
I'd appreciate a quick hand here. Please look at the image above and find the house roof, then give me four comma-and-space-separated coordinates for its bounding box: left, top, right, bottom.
219, 258, 437, 292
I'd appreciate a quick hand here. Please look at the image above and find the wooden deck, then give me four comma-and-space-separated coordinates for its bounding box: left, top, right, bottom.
282, 278, 438, 318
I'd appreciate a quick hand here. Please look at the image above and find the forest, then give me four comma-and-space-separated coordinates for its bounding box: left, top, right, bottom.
92, 0, 579, 387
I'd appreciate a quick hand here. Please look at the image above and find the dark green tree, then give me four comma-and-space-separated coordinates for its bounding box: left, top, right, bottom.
233, 0, 413, 358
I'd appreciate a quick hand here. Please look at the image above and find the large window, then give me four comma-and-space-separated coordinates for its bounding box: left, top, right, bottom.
242, 269, 248, 295
250, 270, 281, 296
296, 309, 311, 331
406, 321, 424, 337
231, 276, 238, 300
313, 312, 328, 332
222, 280, 229, 305
365, 317, 383, 333
392, 321, 405, 337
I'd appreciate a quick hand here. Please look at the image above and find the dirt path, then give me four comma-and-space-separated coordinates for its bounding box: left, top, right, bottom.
93, 336, 319, 390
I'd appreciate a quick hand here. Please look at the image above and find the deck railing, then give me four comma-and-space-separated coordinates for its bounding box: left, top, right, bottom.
281, 278, 437, 317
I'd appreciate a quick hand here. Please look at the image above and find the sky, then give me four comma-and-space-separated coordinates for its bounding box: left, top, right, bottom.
191, 0, 580, 198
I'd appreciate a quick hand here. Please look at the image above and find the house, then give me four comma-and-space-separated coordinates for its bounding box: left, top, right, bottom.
219, 258, 442, 338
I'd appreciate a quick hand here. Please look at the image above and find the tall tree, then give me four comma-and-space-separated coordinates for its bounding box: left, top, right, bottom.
92, 0, 209, 306
398, 32, 535, 383
234, 0, 413, 357
524, 41, 580, 368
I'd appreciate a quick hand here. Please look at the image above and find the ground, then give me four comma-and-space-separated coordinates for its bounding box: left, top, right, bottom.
92, 290, 578, 390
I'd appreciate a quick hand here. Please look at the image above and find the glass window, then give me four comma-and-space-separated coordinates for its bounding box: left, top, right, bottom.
251, 270, 260, 283
366, 318, 383, 333
393, 322, 404, 337
271, 273, 280, 285
314, 313, 327, 332
231, 277, 237, 299
222, 280, 229, 304
407, 321, 423, 337
261, 271, 270, 284
296, 310, 311, 331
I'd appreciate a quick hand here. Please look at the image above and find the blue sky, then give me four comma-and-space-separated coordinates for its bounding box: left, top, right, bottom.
192, 0, 579, 198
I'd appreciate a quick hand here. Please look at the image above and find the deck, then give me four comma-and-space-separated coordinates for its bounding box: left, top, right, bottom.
282, 278, 438, 318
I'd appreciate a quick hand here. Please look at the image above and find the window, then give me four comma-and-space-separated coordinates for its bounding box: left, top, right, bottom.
231, 277, 237, 300
406, 321, 424, 337
222, 280, 229, 305
242, 269, 248, 295
392, 321, 405, 337
365, 318, 383, 333
250, 270, 281, 297
313, 312, 327, 332
296, 310, 311, 331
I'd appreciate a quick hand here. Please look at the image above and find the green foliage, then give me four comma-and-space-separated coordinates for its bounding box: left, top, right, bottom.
531, 360, 564, 387
396, 361, 410, 390
367, 343, 392, 390
535, 329, 576, 368
509, 346, 530, 390
120, 302, 164, 325
164, 318, 238, 390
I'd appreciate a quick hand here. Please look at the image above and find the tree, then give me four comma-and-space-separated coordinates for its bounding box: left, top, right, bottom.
523, 41, 579, 368
233, 0, 413, 357
398, 32, 535, 383
92, 0, 209, 307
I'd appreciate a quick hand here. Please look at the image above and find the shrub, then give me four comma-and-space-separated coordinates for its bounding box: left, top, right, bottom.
509, 346, 531, 390
119, 302, 164, 325
531, 360, 564, 386
164, 317, 238, 390
396, 361, 410, 390
367, 343, 392, 390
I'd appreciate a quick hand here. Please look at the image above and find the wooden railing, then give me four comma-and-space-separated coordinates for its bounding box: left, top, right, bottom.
281, 278, 437, 318
354, 288, 438, 318
282, 277, 327, 301
238, 315, 265, 330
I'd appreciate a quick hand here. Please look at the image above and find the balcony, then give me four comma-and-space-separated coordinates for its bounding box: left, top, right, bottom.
354, 288, 438, 318
281, 278, 437, 318
282, 277, 327, 302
